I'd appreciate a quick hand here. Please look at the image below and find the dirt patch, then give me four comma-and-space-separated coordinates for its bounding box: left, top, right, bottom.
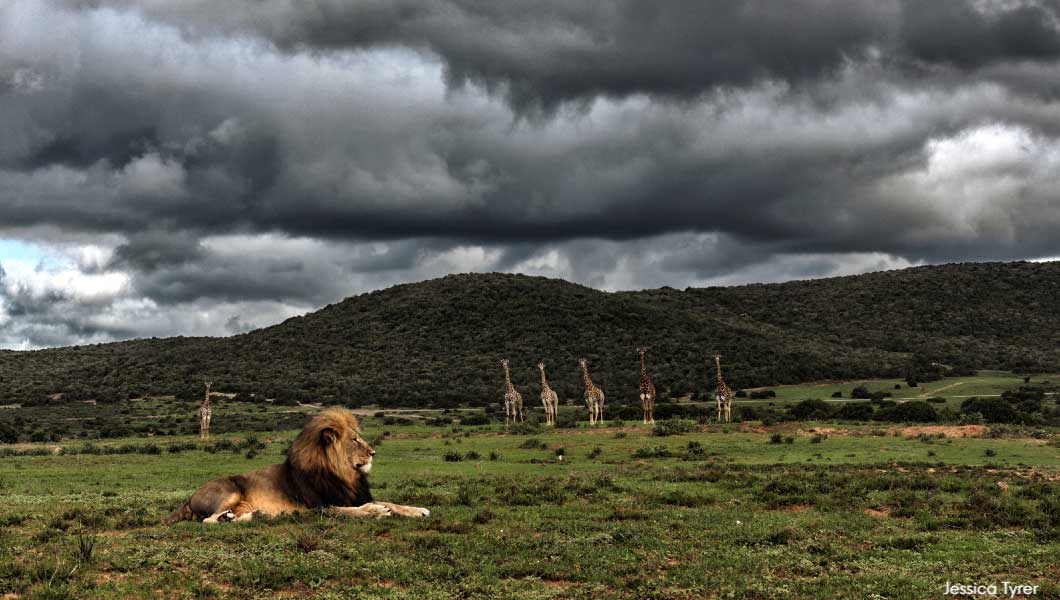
900, 425, 987, 438
864, 507, 891, 518
796, 427, 845, 437
783, 504, 814, 513
915, 381, 966, 398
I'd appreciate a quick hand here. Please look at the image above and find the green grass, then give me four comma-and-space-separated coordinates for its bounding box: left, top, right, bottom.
718, 371, 1060, 411
1, 420, 1059, 599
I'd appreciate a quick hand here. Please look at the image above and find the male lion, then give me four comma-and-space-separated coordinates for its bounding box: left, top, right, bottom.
168, 408, 429, 523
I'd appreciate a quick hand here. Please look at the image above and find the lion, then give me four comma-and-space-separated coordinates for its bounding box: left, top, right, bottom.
167, 408, 429, 523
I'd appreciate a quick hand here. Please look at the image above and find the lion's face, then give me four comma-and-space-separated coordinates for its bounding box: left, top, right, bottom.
346, 432, 375, 473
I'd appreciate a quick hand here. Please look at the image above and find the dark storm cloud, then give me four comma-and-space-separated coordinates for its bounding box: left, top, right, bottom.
4, 0, 1060, 348
62, 0, 1060, 110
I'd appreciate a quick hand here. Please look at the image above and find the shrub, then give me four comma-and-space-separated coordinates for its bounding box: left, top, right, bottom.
686, 441, 705, 458
788, 399, 832, 420
463, 450, 481, 460
836, 402, 874, 421
984, 448, 997, 457
489, 451, 499, 461
632, 446, 672, 459
878, 401, 937, 423
769, 433, 783, 444
810, 434, 826, 444
652, 419, 698, 436
961, 397, 1019, 424
831, 391, 843, 398
927, 397, 947, 404
784, 436, 794, 444
851, 386, 871, 399
588, 446, 602, 459
443, 451, 463, 462
518, 438, 547, 450
460, 412, 490, 426
508, 421, 543, 435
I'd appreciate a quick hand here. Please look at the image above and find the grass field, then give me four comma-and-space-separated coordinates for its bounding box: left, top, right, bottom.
716, 371, 1060, 412
1, 417, 1059, 599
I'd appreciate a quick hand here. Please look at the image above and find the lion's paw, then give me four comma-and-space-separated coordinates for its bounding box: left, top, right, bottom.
203, 510, 236, 524
365, 503, 392, 518
411, 507, 430, 518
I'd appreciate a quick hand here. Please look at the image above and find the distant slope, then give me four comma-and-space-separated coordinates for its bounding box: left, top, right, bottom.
1, 262, 1057, 407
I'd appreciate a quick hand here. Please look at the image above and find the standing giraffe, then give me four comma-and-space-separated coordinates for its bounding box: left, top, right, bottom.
199, 381, 213, 440
500, 360, 524, 428
637, 347, 656, 425
713, 353, 733, 423
537, 361, 559, 426
578, 358, 605, 426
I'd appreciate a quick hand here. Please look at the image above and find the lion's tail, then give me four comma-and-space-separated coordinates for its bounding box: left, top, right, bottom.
165, 500, 195, 524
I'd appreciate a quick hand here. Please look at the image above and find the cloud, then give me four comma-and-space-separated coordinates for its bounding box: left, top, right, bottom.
1, 1, 1060, 347
58, 0, 1060, 111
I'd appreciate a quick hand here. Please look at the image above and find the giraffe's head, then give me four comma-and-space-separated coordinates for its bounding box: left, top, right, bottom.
500, 359, 509, 368
578, 358, 588, 368
536, 361, 545, 370
637, 346, 649, 355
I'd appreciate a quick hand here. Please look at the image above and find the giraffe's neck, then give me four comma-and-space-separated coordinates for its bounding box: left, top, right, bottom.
539, 366, 550, 390
640, 352, 650, 385
581, 365, 594, 390
715, 358, 728, 391
503, 365, 515, 393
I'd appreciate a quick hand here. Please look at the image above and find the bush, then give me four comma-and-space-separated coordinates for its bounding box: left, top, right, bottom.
851, 386, 871, 399
877, 401, 937, 423
810, 434, 826, 443
652, 419, 698, 436
788, 399, 832, 420
769, 433, 783, 444
508, 421, 543, 435
463, 450, 481, 460
460, 413, 490, 426
961, 397, 1019, 424
518, 438, 547, 450
443, 451, 463, 462
685, 441, 705, 458
831, 391, 843, 398
836, 402, 874, 421
927, 397, 947, 404
632, 446, 672, 459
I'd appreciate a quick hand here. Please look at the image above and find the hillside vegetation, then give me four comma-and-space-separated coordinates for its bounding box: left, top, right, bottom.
2, 261, 1059, 408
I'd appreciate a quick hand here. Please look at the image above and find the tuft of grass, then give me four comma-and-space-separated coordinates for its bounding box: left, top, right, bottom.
75, 534, 97, 563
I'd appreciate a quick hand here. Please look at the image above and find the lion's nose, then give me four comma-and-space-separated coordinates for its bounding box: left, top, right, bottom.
369, 449, 376, 456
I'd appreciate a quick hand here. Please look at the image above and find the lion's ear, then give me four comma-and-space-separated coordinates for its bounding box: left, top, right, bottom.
320, 427, 339, 446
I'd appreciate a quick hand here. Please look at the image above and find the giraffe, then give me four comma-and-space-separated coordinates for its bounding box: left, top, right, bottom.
500, 359, 524, 428
578, 358, 605, 426
537, 361, 559, 426
199, 381, 213, 440
637, 347, 656, 425
713, 353, 733, 423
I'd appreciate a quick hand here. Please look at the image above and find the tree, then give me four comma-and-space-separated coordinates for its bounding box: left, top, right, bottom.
788, 399, 832, 420
960, 397, 1019, 424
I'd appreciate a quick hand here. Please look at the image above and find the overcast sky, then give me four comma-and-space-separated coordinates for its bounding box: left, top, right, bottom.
3, 0, 1060, 348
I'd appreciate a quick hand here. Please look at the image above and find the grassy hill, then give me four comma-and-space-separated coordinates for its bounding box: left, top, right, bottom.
2, 261, 1059, 408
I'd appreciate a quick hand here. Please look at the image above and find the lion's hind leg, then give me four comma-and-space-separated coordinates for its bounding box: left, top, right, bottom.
188, 477, 243, 523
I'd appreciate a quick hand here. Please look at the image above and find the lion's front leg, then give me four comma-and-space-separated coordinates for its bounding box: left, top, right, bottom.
373, 501, 430, 518
329, 503, 393, 518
